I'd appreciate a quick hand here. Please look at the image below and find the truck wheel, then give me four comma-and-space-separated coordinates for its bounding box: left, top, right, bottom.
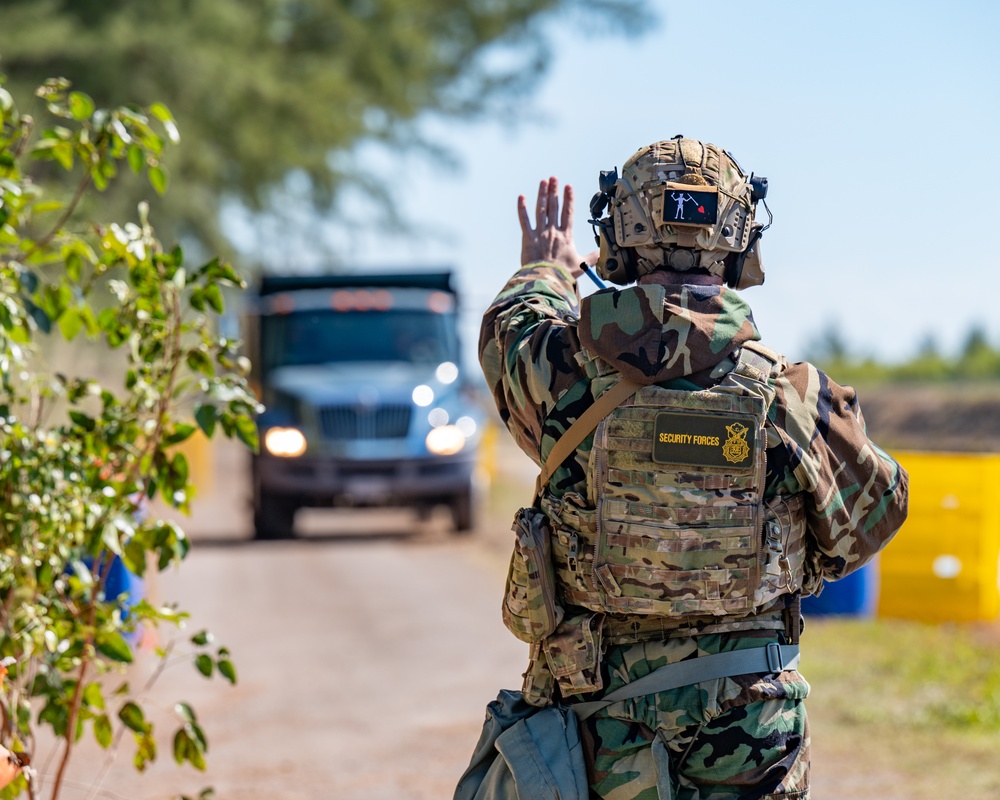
253, 492, 298, 540
450, 484, 476, 535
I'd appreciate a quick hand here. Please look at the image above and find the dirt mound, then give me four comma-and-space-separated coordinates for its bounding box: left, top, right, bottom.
856, 383, 1000, 453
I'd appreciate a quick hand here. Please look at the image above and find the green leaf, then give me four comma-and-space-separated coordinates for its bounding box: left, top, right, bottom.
164, 423, 197, 445
68, 411, 96, 431
234, 414, 259, 450
204, 283, 224, 313
127, 144, 145, 173
173, 726, 206, 769
70, 410, 98, 431
194, 404, 217, 437
149, 102, 181, 143
186, 349, 214, 377
53, 141, 74, 170
174, 702, 196, 725
170, 452, 190, 487
97, 631, 134, 664
65, 250, 83, 281
58, 306, 83, 340
173, 729, 190, 766
119, 701, 150, 733
68, 91, 96, 120
134, 731, 157, 771
122, 538, 148, 578
217, 658, 237, 685
194, 654, 213, 677
148, 165, 168, 195
191, 630, 213, 646
83, 681, 106, 710
94, 714, 113, 748
189, 287, 206, 311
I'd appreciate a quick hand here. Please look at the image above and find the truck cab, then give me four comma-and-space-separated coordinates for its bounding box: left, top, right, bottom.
245, 271, 482, 539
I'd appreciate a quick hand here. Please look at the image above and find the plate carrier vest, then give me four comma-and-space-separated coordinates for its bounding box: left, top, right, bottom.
542, 342, 808, 625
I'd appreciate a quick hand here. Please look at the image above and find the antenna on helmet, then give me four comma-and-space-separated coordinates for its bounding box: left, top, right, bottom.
582, 263, 607, 289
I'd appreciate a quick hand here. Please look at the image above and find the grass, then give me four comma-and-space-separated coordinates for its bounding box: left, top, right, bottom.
803, 617, 1000, 798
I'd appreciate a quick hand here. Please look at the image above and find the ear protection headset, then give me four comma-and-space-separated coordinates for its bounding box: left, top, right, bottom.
588, 168, 642, 285
722, 175, 770, 289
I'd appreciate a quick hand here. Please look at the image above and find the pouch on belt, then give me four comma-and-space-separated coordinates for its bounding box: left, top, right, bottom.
502, 507, 564, 643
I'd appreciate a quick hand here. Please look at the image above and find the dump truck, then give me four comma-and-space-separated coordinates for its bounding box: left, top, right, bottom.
244, 271, 483, 539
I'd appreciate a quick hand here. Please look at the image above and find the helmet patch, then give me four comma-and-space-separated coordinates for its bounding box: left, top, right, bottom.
659, 184, 719, 227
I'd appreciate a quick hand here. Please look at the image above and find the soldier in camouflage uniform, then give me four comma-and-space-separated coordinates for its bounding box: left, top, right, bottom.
478, 137, 908, 799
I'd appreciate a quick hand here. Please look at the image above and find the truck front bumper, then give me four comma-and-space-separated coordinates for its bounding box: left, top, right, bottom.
255, 453, 476, 507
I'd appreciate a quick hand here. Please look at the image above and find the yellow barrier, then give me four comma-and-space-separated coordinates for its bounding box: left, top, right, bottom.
878, 451, 1000, 623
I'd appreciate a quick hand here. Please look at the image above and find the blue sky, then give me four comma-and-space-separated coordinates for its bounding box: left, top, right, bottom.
239, 0, 1000, 371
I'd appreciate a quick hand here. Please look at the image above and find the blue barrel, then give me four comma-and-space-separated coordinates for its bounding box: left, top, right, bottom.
102, 555, 143, 611
801, 560, 879, 617
83, 554, 144, 614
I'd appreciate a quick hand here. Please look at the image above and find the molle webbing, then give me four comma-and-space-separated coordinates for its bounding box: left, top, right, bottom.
545, 342, 809, 625
589, 386, 769, 617
535, 377, 644, 499
601, 611, 786, 646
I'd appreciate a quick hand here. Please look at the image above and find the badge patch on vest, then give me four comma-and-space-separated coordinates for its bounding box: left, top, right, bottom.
652, 411, 756, 469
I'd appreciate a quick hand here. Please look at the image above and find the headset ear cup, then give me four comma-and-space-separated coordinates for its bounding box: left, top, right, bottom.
595, 218, 638, 285
723, 252, 743, 289
725, 224, 765, 289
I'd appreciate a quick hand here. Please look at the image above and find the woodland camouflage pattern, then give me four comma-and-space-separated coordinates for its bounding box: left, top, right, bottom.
479, 262, 908, 799
479, 263, 907, 584
581, 635, 811, 799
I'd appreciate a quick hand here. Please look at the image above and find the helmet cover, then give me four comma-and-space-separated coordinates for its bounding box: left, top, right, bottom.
593, 137, 763, 286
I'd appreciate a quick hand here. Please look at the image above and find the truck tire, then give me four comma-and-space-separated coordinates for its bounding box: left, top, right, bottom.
450, 483, 476, 535
253, 492, 298, 540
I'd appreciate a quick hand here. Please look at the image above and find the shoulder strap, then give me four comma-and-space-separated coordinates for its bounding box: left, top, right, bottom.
735, 341, 784, 380
534, 378, 644, 498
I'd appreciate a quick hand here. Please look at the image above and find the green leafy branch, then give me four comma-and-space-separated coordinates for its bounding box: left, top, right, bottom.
0, 75, 257, 800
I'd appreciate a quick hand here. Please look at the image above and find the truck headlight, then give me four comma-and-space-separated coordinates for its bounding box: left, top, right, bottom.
264, 427, 307, 457
425, 425, 466, 456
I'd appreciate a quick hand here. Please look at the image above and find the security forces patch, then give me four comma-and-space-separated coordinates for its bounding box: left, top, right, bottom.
659, 184, 718, 226
652, 411, 756, 469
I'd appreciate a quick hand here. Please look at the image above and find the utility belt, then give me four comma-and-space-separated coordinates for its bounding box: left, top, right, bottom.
519, 600, 802, 706
602, 608, 789, 646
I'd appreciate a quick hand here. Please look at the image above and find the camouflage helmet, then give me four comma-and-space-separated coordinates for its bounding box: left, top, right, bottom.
590, 136, 768, 289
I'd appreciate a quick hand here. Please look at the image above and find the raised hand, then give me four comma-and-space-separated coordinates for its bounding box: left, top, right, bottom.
517, 177, 587, 276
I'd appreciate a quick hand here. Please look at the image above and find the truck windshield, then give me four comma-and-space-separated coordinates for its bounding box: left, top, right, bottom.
261, 309, 458, 371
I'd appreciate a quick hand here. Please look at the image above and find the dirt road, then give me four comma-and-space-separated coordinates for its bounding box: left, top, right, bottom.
46, 432, 991, 799
52, 439, 531, 800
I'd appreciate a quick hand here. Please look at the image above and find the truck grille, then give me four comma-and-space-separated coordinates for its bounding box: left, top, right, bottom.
318, 403, 412, 440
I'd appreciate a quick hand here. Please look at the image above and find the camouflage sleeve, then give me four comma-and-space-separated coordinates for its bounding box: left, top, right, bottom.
478, 262, 586, 465
768, 361, 909, 581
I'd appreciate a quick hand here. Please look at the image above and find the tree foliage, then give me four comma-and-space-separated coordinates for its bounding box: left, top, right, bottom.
808, 323, 1000, 385
0, 76, 258, 799
0, 0, 647, 259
